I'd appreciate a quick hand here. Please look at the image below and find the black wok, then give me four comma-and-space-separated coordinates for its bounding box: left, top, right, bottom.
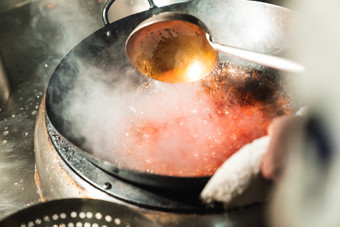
45, 0, 295, 190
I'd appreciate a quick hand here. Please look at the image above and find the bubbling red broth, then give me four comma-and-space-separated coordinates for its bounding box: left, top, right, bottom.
113, 62, 293, 177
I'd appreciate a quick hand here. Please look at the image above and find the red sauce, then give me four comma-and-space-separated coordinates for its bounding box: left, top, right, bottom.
115, 63, 293, 177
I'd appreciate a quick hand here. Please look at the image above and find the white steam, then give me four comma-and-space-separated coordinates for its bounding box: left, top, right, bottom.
30, 0, 104, 56
192, 0, 295, 68
61, 60, 219, 174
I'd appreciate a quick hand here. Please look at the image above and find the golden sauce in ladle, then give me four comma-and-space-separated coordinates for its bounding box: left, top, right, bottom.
126, 20, 218, 83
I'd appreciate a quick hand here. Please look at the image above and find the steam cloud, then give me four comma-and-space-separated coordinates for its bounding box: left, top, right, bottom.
192, 0, 295, 68
61, 60, 219, 173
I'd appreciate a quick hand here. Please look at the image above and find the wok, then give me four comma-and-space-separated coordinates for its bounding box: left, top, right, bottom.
45, 0, 295, 189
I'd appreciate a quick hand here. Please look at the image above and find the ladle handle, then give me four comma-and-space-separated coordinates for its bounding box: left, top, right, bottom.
102, 0, 157, 26
210, 40, 304, 74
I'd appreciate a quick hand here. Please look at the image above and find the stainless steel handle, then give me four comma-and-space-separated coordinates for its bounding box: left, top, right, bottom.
102, 0, 156, 26
210, 40, 304, 74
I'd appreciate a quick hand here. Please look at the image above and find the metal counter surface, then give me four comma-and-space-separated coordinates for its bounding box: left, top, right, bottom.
0, 0, 124, 219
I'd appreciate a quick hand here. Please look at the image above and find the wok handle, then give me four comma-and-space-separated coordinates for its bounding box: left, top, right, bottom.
102, 0, 115, 26
102, 0, 157, 26
147, 0, 157, 9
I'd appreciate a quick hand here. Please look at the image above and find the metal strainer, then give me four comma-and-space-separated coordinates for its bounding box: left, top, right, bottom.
0, 198, 160, 227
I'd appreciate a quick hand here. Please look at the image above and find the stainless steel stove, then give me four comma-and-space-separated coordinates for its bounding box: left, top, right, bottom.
0, 0, 289, 226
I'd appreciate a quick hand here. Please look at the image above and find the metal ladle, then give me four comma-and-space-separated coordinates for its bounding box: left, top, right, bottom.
125, 12, 304, 83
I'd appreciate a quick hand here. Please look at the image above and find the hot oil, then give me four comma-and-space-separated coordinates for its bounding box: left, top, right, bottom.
110, 62, 294, 177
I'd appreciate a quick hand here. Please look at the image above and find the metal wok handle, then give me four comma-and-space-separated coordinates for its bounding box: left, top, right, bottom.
102, 0, 157, 25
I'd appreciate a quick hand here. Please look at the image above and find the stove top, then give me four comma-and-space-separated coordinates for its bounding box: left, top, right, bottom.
0, 0, 288, 225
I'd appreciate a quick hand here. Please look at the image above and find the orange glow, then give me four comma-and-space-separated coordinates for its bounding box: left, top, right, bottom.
126, 20, 218, 83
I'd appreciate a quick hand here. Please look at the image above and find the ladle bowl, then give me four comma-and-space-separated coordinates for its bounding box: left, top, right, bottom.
125, 12, 304, 83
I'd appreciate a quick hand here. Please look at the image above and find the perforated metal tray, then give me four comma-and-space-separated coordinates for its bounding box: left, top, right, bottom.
0, 198, 160, 227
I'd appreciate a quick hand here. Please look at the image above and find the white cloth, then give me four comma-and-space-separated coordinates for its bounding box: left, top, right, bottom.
200, 136, 271, 206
